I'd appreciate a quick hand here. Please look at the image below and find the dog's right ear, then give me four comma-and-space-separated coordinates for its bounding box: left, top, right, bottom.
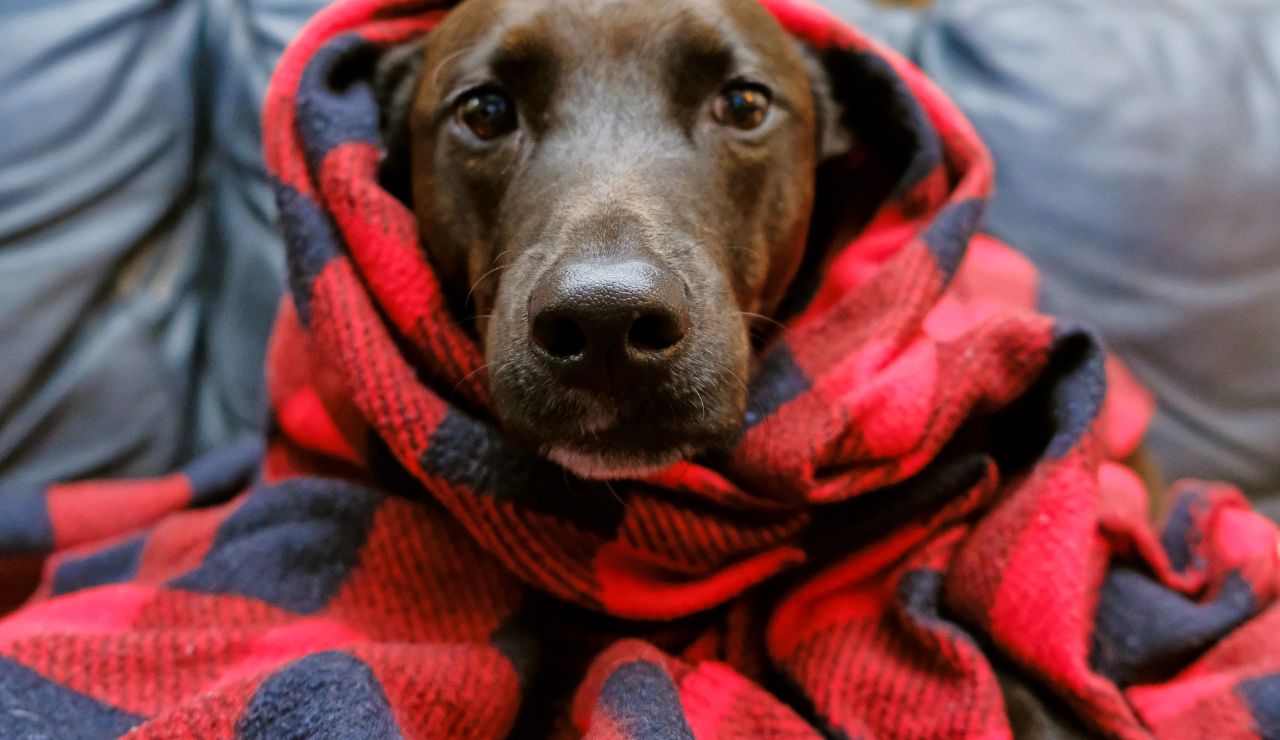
373, 40, 426, 203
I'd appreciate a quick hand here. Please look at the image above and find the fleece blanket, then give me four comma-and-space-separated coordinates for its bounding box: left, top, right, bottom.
1, 0, 1278, 737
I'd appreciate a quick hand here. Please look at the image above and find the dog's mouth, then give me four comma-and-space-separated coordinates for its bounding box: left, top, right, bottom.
490, 368, 747, 480
515, 395, 743, 479
545, 441, 702, 480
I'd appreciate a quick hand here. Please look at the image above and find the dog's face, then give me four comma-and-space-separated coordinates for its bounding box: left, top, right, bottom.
378, 0, 848, 478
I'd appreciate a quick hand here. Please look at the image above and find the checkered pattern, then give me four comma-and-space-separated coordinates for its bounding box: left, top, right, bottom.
0, 0, 1277, 736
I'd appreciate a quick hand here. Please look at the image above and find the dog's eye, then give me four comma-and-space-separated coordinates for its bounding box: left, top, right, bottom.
712, 84, 771, 130
455, 89, 517, 140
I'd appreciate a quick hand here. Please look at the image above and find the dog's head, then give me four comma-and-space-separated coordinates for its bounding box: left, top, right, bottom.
377, 0, 857, 478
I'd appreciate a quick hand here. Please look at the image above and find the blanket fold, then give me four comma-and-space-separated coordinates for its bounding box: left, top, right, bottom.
0, 0, 1277, 737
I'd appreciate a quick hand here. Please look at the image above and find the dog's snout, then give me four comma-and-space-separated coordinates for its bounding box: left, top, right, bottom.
529, 259, 689, 386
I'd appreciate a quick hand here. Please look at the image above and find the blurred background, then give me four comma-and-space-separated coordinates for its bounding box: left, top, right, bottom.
1, 0, 1277, 510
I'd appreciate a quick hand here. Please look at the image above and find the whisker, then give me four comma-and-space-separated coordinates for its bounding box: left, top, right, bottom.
488, 249, 514, 268
431, 47, 472, 88
451, 361, 494, 396
465, 264, 509, 307
488, 360, 515, 380
739, 311, 787, 332
691, 385, 708, 420
602, 479, 627, 509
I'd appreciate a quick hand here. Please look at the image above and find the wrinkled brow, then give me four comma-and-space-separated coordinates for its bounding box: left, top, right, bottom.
495, 27, 559, 77
490, 25, 562, 118
667, 20, 735, 110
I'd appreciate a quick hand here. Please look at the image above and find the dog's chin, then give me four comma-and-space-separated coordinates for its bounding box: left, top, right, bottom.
545, 443, 698, 480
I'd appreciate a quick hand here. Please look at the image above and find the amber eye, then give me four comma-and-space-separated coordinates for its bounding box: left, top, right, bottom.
455, 88, 517, 140
712, 84, 772, 130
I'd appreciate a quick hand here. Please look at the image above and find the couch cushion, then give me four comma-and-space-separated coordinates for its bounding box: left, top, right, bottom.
0, 0, 326, 486
830, 0, 1280, 497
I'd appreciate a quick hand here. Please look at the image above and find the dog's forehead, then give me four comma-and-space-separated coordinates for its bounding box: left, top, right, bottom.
431, 0, 803, 87
518, 0, 784, 54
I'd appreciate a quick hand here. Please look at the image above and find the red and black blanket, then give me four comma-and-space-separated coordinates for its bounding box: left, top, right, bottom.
1, 0, 1277, 737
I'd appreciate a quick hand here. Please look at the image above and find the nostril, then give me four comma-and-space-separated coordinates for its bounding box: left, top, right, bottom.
627, 311, 686, 353
533, 313, 588, 359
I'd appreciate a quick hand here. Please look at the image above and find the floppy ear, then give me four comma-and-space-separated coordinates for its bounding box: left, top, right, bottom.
799, 42, 925, 198
801, 46, 856, 163
773, 42, 918, 321
373, 40, 426, 204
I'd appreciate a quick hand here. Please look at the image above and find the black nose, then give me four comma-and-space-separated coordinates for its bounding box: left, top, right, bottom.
529, 259, 689, 388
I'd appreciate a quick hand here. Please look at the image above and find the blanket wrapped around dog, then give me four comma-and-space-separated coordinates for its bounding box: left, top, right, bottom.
1, 0, 1278, 737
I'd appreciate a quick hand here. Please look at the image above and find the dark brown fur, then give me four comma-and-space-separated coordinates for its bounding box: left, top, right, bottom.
377, 0, 848, 478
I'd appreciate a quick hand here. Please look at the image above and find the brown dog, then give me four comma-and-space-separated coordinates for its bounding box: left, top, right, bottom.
375, 0, 853, 480
373, 2, 1124, 734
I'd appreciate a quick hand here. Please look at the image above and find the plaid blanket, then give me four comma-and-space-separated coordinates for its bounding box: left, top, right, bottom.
1, 0, 1278, 737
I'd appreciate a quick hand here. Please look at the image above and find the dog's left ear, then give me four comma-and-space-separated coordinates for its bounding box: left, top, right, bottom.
775, 42, 909, 322
801, 46, 856, 163
373, 40, 426, 203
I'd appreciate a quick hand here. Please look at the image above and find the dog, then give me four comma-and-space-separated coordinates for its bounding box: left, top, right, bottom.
372, 0, 1116, 734
374, 0, 860, 481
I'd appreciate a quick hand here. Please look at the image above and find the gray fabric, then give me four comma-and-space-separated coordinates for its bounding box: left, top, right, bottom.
0, 0, 203, 484
195, 0, 330, 449
828, 0, 1280, 498
0, 0, 325, 486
